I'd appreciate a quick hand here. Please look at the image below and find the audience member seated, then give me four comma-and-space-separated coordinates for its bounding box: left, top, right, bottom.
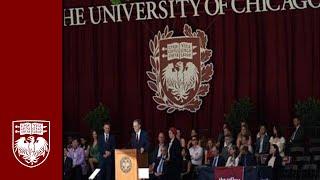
269, 125, 286, 157
240, 134, 253, 153
236, 125, 252, 148
180, 138, 186, 148
187, 129, 198, 148
66, 136, 73, 149
266, 144, 283, 180
199, 135, 208, 150
225, 145, 239, 167
80, 136, 89, 177
204, 139, 215, 165
238, 145, 256, 166
176, 129, 186, 147
289, 117, 304, 147
189, 135, 203, 167
240, 120, 247, 127
217, 125, 232, 151
150, 146, 168, 180
88, 130, 99, 172
151, 132, 166, 164
64, 148, 73, 180
176, 129, 182, 140
221, 135, 233, 160
211, 145, 226, 167
67, 138, 85, 180
255, 125, 270, 155
180, 148, 192, 180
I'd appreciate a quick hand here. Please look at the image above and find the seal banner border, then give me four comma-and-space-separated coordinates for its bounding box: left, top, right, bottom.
147, 24, 214, 113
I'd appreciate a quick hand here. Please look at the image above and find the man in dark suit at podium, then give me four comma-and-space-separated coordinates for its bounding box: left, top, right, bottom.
99, 122, 116, 180
129, 119, 150, 154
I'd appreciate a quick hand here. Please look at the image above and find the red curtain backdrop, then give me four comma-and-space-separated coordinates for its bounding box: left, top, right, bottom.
63, 5, 320, 146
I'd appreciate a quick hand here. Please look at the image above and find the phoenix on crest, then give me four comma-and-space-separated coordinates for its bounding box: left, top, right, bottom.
14, 136, 49, 165
162, 61, 199, 102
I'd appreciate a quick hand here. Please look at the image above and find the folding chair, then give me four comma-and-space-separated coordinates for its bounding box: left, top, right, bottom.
290, 147, 305, 157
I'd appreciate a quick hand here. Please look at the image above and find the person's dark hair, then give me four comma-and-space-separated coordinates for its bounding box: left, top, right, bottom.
260, 124, 267, 128
213, 145, 220, 153
272, 144, 280, 157
191, 135, 198, 141
72, 137, 79, 143
133, 119, 142, 125
240, 124, 251, 136
230, 145, 239, 157
103, 121, 111, 127
241, 145, 249, 153
206, 138, 215, 149
181, 147, 191, 160
272, 125, 283, 138
89, 130, 98, 144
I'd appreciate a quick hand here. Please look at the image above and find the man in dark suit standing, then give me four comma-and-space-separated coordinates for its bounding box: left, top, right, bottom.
129, 119, 150, 154
211, 145, 226, 167
289, 117, 304, 146
98, 122, 116, 180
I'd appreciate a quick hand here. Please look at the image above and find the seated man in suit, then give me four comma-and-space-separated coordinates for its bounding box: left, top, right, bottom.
150, 132, 165, 165
211, 145, 226, 168
129, 119, 150, 154
221, 135, 233, 160
255, 124, 270, 155
98, 122, 116, 180
238, 145, 256, 166
150, 146, 168, 180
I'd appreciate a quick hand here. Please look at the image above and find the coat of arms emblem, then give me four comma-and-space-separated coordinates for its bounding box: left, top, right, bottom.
120, 157, 132, 173
12, 120, 50, 168
147, 24, 214, 113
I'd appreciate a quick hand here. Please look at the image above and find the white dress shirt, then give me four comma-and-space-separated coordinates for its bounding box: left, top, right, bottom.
225, 156, 239, 167
157, 144, 164, 158
136, 129, 141, 141
268, 156, 276, 167
189, 145, 203, 166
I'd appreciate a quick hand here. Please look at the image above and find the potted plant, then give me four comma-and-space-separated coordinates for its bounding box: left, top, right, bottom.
84, 102, 111, 132
295, 97, 320, 127
225, 97, 255, 133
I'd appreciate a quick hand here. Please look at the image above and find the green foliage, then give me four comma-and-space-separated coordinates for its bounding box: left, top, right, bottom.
225, 97, 255, 133
295, 97, 320, 126
111, 0, 122, 5
84, 103, 110, 132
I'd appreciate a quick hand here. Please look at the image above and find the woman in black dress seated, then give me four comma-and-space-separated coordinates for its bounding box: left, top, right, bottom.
180, 148, 192, 180
266, 144, 283, 180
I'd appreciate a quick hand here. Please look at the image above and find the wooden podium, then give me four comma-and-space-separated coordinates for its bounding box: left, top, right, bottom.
115, 149, 148, 180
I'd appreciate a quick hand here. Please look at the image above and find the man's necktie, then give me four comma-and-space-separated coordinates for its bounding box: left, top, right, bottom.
105, 134, 108, 142
244, 155, 247, 166
157, 158, 164, 173
212, 157, 217, 167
